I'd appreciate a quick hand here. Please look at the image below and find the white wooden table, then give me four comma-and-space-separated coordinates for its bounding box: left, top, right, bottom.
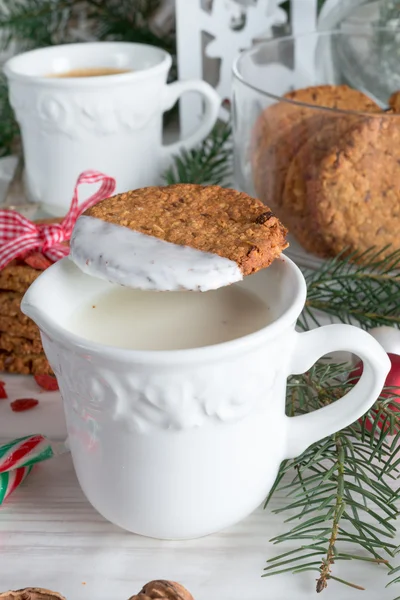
0, 375, 397, 600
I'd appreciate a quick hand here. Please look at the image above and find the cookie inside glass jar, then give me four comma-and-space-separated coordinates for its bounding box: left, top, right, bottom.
251, 83, 400, 260
67, 183, 288, 350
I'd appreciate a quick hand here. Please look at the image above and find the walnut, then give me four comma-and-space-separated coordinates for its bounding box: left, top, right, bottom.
128, 580, 194, 600
0, 589, 66, 600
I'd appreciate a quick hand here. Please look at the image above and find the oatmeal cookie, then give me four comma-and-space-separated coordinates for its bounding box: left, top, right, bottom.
0, 291, 23, 317
281, 114, 364, 255
0, 262, 41, 293
0, 314, 40, 340
84, 184, 288, 275
0, 332, 42, 355
389, 90, 400, 112
307, 114, 400, 257
0, 290, 47, 374
0, 352, 51, 375
252, 84, 381, 215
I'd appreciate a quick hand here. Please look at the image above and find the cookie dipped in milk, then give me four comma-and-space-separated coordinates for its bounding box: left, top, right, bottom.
70, 183, 288, 292
68, 183, 287, 349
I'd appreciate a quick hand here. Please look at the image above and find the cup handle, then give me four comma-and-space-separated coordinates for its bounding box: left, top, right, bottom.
161, 80, 221, 158
285, 324, 391, 458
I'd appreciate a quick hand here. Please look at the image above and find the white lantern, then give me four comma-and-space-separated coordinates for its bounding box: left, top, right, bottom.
175, 0, 319, 136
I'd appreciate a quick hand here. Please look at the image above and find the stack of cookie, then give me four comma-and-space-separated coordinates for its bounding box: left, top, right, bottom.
252, 84, 400, 259
0, 258, 51, 375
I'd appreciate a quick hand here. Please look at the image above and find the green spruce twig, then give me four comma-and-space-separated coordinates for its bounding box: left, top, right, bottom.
0, 0, 169, 51
0, 0, 77, 50
264, 362, 400, 593
163, 122, 232, 187
0, 76, 19, 157
315, 434, 345, 592
301, 247, 400, 330
87, 0, 175, 55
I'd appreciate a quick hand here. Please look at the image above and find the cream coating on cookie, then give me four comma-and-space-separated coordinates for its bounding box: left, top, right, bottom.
70, 216, 243, 292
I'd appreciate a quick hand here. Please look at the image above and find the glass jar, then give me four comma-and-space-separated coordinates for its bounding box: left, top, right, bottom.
232, 29, 400, 268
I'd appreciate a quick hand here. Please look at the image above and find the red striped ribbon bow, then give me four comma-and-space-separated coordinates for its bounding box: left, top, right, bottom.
0, 170, 116, 270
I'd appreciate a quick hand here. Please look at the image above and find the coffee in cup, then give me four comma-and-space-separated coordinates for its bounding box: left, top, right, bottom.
47, 67, 132, 78
4, 42, 221, 214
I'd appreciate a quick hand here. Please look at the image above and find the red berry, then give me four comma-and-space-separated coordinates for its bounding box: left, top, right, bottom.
10, 398, 39, 412
24, 252, 52, 271
350, 353, 400, 432
34, 374, 59, 391
0, 381, 7, 399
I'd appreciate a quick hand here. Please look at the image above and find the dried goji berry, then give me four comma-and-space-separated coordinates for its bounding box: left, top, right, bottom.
24, 252, 52, 270
34, 374, 59, 391
0, 380, 7, 399
11, 398, 39, 412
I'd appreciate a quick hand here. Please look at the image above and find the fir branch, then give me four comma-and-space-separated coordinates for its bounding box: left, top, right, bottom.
301, 247, 400, 330
315, 434, 345, 593
265, 361, 400, 593
0, 76, 19, 157
163, 122, 232, 187
0, 0, 77, 50
0, 0, 170, 51
86, 0, 175, 55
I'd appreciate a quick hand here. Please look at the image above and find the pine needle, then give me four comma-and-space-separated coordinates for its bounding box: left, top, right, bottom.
301, 247, 400, 329
162, 122, 232, 187
0, 76, 19, 157
0, 0, 76, 50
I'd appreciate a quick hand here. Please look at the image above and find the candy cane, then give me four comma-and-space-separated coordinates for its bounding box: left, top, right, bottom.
0, 434, 54, 473
0, 435, 69, 505
0, 465, 32, 503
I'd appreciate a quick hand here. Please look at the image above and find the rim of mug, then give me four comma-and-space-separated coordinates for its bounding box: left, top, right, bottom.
3, 42, 171, 85
21, 254, 307, 365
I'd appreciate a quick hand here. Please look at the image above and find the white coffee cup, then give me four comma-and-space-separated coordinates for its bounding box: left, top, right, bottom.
22, 255, 390, 539
4, 42, 220, 213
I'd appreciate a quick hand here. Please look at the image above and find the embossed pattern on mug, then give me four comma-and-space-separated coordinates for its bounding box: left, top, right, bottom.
41, 327, 279, 433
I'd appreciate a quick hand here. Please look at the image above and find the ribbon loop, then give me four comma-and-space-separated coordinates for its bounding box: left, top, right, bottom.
40, 224, 65, 251
0, 170, 116, 270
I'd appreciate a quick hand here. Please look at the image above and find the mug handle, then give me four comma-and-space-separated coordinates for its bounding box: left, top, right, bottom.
285, 324, 391, 458
161, 80, 221, 158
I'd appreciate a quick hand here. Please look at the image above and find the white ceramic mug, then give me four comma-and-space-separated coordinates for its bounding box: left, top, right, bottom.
4, 42, 220, 213
22, 255, 390, 539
